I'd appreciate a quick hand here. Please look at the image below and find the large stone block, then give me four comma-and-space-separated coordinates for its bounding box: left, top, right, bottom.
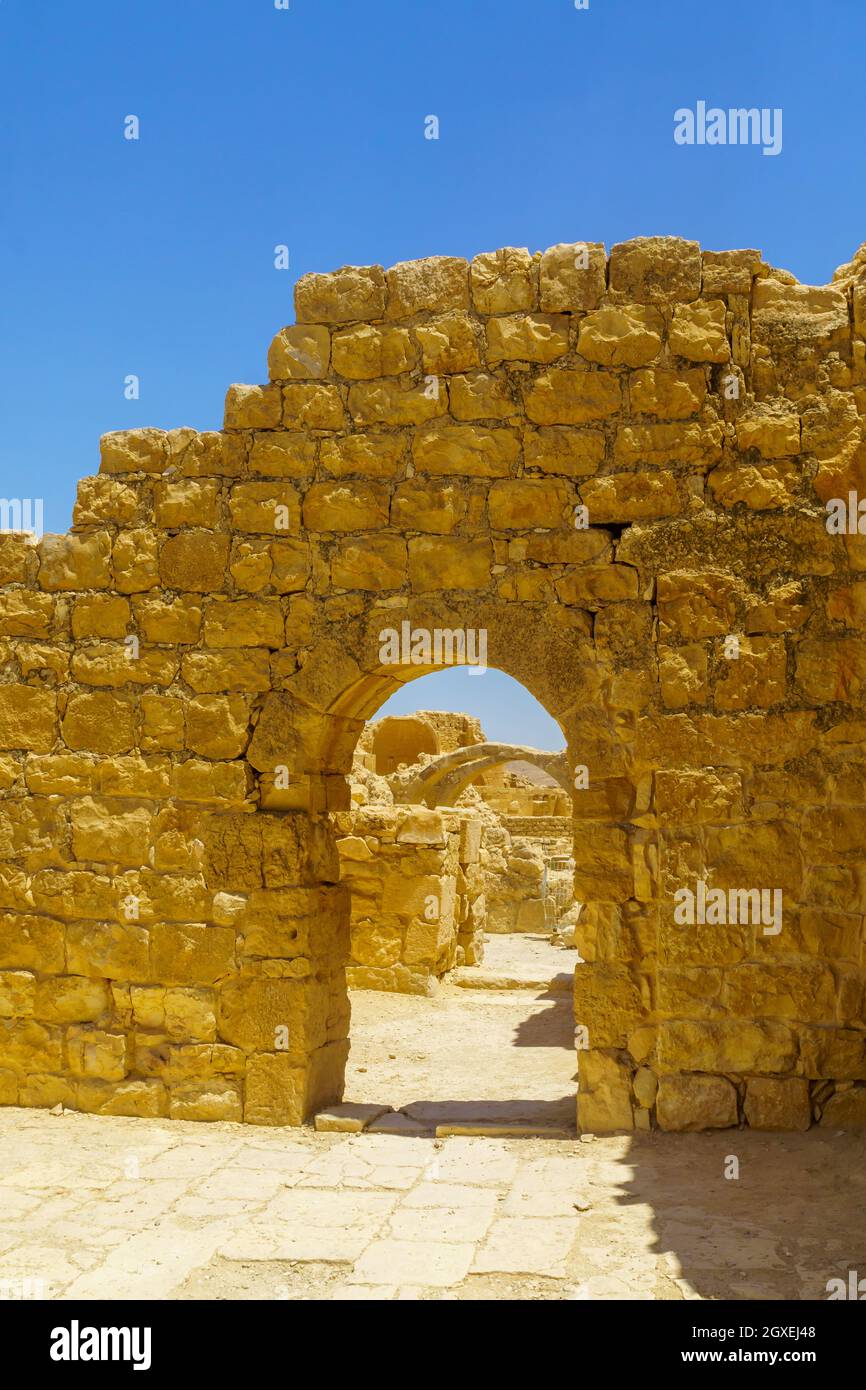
724, 963, 837, 1024
523, 369, 621, 425
348, 378, 447, 426
0, 591, 55, 638
0, 1018, 63, 1073
268, 324, 331, 380
77, 1078, 167, 1118
62, 691, 136, 754
186, 695, 251, 759
578, 304, 663, 367
416, 312, 481, 373
744, 1077, 811, 1131
224, 384, 282, 430
100, 428, 168, 474
449, 370, 517, 421
154, 479, 221, 529
202, 598, 284, 649
71, 594, 131, 640
656, 1073, 738, 1130
249, 431, 317, 479
169, 1078, 243, 1122
181, 649, 272, 693
331, 323, 415, 379
523, 427, 605, 477
0, 687, 56, 752
159, 531, 230, 591
295, 265, 387, 323
797, 638, 866, 705
67, 921, 150, 981
577, 1050, 634, 1132
658, 1019, 796, 1074
629, 367, 706, 419
391, 479, 466, 535
669, 299, 729, 362
331, 535, 408, 591
38, 532, 112, 590
70, 798, 152, 867
819, 1086, 866, 1128
614, 419, 723, 469
244, 1053, 309, 1124
609, 236, 702, 304
384, 256, 469, 318
488, 479, 569, 530
539, 242, 606, 311
67, 1027, 128, 1081
797, 1027, 866, 1080
217, 976, 329, 1054
408, 536, 493, 591
579, 471, 684, 521
282, 383, 345, 431
486, 313, 569, 365
33, 976, 111, 1024
0, 969, 35, 1018
713, 636, 787, 710
319, 431, 405, 479
303, 481, 389, 532
470, 247, 535, 313
151, 924, 236, 986
573, 963, 644, 1048
412, 423, 519, 477
139, 696, 185, 753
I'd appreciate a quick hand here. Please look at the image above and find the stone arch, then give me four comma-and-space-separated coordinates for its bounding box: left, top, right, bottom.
1, 236, 864, 1133
390, 742, 571, 807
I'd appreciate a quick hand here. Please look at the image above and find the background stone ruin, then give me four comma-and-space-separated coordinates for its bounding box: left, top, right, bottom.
339, 709, 576, 992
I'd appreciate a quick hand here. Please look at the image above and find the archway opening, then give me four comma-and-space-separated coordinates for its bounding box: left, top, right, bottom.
325, 665, 584, 1138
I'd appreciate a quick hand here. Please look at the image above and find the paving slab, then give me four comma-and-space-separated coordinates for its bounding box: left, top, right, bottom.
350, 1238, 475, 1288
314, 1103, 393, 1133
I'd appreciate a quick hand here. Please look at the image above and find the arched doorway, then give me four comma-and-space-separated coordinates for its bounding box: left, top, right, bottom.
243, 595, 644, 1129
330, 667, 580, 1135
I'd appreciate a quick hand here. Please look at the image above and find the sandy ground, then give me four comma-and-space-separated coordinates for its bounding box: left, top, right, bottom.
344, 935, 579, 1131
1, 936, 864, 1301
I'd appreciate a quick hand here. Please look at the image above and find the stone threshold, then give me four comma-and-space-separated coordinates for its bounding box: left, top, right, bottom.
451, 968, 574, 992
314, 1102, 576, 1140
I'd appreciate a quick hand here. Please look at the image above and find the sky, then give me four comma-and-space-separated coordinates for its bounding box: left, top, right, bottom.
1, 0, 863, 747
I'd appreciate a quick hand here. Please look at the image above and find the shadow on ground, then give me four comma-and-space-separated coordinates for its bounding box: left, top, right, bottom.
587, 1128, 866, 1300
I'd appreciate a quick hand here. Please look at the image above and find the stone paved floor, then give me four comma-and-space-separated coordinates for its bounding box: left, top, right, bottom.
0, 1106, 864, 1301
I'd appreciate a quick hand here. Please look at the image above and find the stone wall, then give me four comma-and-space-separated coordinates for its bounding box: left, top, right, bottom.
336, 803, 485, 993
0, 234, 864, 1130
411, 711, 485, 754
365, 715, 438, 774
503, 815, 573, 837
481, 780, 571, 817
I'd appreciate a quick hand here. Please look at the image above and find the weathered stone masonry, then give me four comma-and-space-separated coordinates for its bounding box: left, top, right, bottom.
0, 235, 865, 1130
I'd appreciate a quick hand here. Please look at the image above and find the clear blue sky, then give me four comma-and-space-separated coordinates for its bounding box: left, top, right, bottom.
1, 0, 863, 747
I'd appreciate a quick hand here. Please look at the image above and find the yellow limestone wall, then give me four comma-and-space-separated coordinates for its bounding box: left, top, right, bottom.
0, 235, 865, 1129
337, 805, 485, 994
